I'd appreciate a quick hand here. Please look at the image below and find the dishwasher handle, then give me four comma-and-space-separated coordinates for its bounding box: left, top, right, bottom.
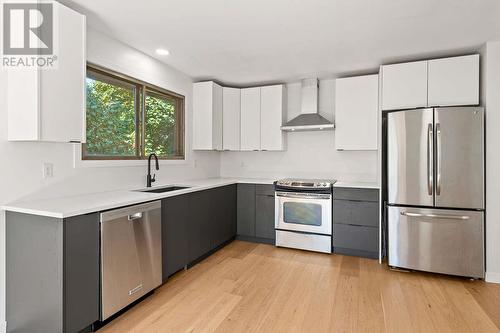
101, 201, 161, 223
128, 212, 143, 221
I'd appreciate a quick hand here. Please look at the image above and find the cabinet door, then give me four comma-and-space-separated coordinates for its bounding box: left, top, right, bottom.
40, 4, 85, 142
212, 84, 223, 150
223, 185, 237, 242
255, 194, 275, 240
7, 69, 39, 140
7, 2, 86, 142
193, 81, 223, 150
240, 87, 261, 150
211, 185, 237, 247
188, 190, 213, 262
260, 85, 285, 151
237, 184, 256, 237
335, 75, 378, 150
223, 87, 241, 150
64, 213, 100, 333
428, 55, 479, 107
162, 195, 189, 280
382, 61, 428, 110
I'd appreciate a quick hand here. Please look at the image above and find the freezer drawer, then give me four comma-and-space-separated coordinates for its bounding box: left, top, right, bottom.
388, 206, 484, 278
100, 201, 162, 320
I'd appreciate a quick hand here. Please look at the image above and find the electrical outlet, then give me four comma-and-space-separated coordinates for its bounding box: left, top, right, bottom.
43, 163, 54, 178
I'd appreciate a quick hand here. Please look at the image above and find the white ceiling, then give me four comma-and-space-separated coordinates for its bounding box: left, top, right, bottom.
61, 0, 500, 86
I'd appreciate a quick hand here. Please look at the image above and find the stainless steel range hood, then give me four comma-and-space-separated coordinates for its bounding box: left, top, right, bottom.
281, 78, 335, 132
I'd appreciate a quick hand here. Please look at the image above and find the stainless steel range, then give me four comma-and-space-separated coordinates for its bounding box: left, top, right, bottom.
274, 178, 336, 253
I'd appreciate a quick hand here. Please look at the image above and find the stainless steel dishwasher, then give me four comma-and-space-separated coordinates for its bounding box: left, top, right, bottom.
100, 200, 162, 320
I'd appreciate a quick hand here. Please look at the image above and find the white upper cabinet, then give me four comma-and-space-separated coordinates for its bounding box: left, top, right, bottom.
335, 75, 379, 151
240, 87, 261, 151
194, 83, 286, 151
381, 60, 428, 111
260, 85, 286, 151
222, 87, 241, 150
427, 54, 479, 107
193, 81, 223, 150
381, 55, 480, 111
7, 3, 86, 142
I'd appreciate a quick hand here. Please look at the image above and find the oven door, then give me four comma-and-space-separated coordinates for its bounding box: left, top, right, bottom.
275, 191, 332, 235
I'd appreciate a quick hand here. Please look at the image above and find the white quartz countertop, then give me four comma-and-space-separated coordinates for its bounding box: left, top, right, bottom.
1, 178, 275, 219
333, 181, 380, 189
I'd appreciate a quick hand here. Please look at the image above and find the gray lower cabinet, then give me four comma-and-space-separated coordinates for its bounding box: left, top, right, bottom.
214, 184, 237, 247
190, 186, 236, 262
188, 189, 214, 262
237, 184, 256, 237
333, 187, 379, 259
237, 184, 275, 244
255, 194, 275, 239
162, 194, 190, 281
6, 212, 99, 333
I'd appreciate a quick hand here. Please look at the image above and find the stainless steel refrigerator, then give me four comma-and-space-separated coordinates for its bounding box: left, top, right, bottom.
387, 107, 484, 278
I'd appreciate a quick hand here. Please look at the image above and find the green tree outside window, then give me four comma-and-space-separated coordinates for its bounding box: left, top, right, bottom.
83, 66, 184, 160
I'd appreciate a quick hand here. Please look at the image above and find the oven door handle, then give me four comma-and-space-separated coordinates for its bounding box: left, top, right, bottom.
276, 192, 331, 200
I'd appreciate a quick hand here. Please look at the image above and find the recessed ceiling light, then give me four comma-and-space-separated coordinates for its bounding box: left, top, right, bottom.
156, 48, 170, 56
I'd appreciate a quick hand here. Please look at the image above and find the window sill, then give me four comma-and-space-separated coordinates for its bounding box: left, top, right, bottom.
73, 145, 187, 168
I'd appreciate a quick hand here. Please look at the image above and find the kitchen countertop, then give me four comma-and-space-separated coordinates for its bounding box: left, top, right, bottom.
333, 181, 380, 189
2, 177, 379, 218
1, 178, 275, 219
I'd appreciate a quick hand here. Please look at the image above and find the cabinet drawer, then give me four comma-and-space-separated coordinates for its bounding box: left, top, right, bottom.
333, 224, 378, 253
255, 184, 275, 196
334, 200, 378, 227
334, 188, 379, 202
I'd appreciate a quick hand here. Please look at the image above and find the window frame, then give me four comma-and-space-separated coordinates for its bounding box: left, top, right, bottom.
83, 63, 185, 161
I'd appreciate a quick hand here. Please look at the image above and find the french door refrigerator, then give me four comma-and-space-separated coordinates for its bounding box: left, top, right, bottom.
387, 107, 484, 278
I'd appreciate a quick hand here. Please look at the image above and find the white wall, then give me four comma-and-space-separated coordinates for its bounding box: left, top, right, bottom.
484, 41, 500, 283
0, 27, 221, 327
220, 79, 379, 181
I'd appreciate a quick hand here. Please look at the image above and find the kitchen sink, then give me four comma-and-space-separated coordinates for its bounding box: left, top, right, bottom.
137, 186, 190, 193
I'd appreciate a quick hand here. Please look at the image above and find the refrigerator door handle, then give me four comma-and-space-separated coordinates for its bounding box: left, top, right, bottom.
400, 211, 470, 220
427, 123, 434, 196
436, 123, 442, 196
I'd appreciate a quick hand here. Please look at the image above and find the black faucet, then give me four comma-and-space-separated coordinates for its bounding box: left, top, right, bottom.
147, 153, 159, 187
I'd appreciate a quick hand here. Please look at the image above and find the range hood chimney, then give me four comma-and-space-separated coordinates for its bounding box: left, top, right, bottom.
281, 78, 335, 132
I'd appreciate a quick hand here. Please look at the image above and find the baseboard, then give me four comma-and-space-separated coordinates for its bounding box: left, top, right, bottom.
236, 235, 275, 245
485, 272, 500, 284
333, 247, 378, 259
187, 237, 235, 269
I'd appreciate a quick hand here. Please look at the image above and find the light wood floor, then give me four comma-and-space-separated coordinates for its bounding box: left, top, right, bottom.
100, 241, 500, 333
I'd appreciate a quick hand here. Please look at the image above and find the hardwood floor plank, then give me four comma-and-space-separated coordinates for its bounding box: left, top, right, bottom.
357, 258, 386, 333
439, 278, 498, 332
418, 275, 472, 332
256, 260, 321, 332
465, 280, 500, 330
98, 241, 500, 333
396, 272, 436, 332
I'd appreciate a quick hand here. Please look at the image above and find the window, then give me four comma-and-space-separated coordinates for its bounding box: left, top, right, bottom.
83, 65, 184, 160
